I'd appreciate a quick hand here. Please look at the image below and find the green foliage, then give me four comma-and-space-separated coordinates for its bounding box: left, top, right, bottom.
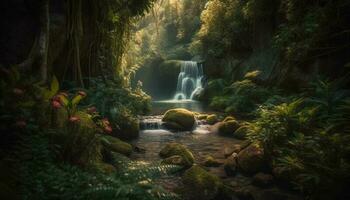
247, 77, 350, 198
209, 77, 275, 114
87, 76, 151, 138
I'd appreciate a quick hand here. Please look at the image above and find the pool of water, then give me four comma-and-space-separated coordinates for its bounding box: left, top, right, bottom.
151, 100, 208, 115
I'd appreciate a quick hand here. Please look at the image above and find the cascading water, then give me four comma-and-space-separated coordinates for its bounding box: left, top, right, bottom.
174, 61, 204, 100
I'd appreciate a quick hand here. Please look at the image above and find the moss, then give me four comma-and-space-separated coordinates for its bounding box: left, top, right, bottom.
159, 143, 194, 167
218, 120, 240, 136
197, 114, 209, 120
101, 135, 132, 156
206, 114, 218, 125
182, 165, 223, 200
203, 156, 222, 167
162, 108, 195, 131
161, 155, 188, 167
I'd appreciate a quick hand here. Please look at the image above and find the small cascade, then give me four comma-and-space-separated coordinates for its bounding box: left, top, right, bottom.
139, 116, 163, 130
174, 61, 204, 100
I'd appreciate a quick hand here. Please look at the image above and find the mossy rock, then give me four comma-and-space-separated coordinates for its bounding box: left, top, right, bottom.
197, 114, 208, 120
101, 136, 132, 156
223, 116, 235, 122
161, 155, 188, 167
162, 108, 195, 131
206, 114, 218, 125
159, 143, 194, 167
218, 120, 240, 136
233, 125, 249, 140
224, 153, 238, 177
182, 165, 223, 200
237, 143, 267, 174
203, 156, 222, 167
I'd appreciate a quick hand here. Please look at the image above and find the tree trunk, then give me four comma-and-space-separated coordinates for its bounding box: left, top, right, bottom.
38, 0, 50, 83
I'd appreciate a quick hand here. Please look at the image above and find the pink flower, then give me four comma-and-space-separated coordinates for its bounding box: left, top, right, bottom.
51, 100, 62, 109
77, 91, 87, 97
69, 116, 80, 123
87, 107, 97, 114
15, 120, 27, 128
13, 88, 24, 96
104, 126, 113, 133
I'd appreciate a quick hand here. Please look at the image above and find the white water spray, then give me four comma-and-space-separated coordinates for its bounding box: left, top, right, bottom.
173, 61, 204, 100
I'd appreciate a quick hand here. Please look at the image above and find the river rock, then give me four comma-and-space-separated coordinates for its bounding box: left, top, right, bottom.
252, 173, 274, 187
182, 165, 223, 200
101, 136, 132, 156
218, 120, 240, 136
159, 143, 194, 167
162, 155, 188, 167
162, 108, 195, 131
237, 143, 267, 174
224, 153, 238, 176
203, 155, 223, 167
206, 114, 219, 125
224, 144, 242, 158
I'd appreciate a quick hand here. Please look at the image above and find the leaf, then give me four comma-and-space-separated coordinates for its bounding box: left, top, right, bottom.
72, 95, 83, 107
58, 95, 69, 107
51, 76, 59, 95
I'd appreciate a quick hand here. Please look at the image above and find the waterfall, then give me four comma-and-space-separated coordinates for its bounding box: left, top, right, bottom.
174, 61, 204, 100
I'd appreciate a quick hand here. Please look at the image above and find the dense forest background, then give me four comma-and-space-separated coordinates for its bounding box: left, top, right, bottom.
0, 0, 350, 200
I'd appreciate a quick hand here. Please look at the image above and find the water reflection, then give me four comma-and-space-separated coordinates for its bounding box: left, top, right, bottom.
151, 100, 207, 115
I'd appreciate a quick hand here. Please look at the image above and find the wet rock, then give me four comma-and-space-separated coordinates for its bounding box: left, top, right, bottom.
162, 155, 188, 167
224, 153, 238, 176
133, 145, 146, 153
224, 144, 242, 158
197, 114, 209, 120
203, 155, 223, 167
159, 143, 194, 167
218, 120, 240, 136
162, 108, 195, 131
101, 136, 132, 156
182, 165, 223, 200
252, 173, 274, 187
237, 143, 267, 174
206, 114, 219, 125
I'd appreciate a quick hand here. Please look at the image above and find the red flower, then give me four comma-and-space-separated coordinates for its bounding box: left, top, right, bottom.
104, 126, 113, 133
51, 100, 62, 109
87, 107, 97, 114
15, 120, 27, 128
13, 88, 24, 96
69, 116, 80, 123
77, 91, 87, 97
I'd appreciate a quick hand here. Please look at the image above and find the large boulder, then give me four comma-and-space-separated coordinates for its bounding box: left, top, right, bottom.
159, 143, 194, 167
237, 143, 267, 174
218, 120, 240, 136
162, 108, 195, 131
101, 136, 132, 156
233, 125, 249, 140
182, 165, 223, 200
161, 155, 188, 167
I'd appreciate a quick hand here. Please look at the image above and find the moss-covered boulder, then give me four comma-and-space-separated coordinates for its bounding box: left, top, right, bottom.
203, 156, 223, 167
182, 165, 223, 200
101, 136, 132, 156
197, 114, 208, 120
159, 143, 194, 167
218, 120, 240, 136
237, 143, 267, 174
162, 108, 195, 131
224, 153, 238, 176
206, 114, 218, 125
161, 155, 188, 167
